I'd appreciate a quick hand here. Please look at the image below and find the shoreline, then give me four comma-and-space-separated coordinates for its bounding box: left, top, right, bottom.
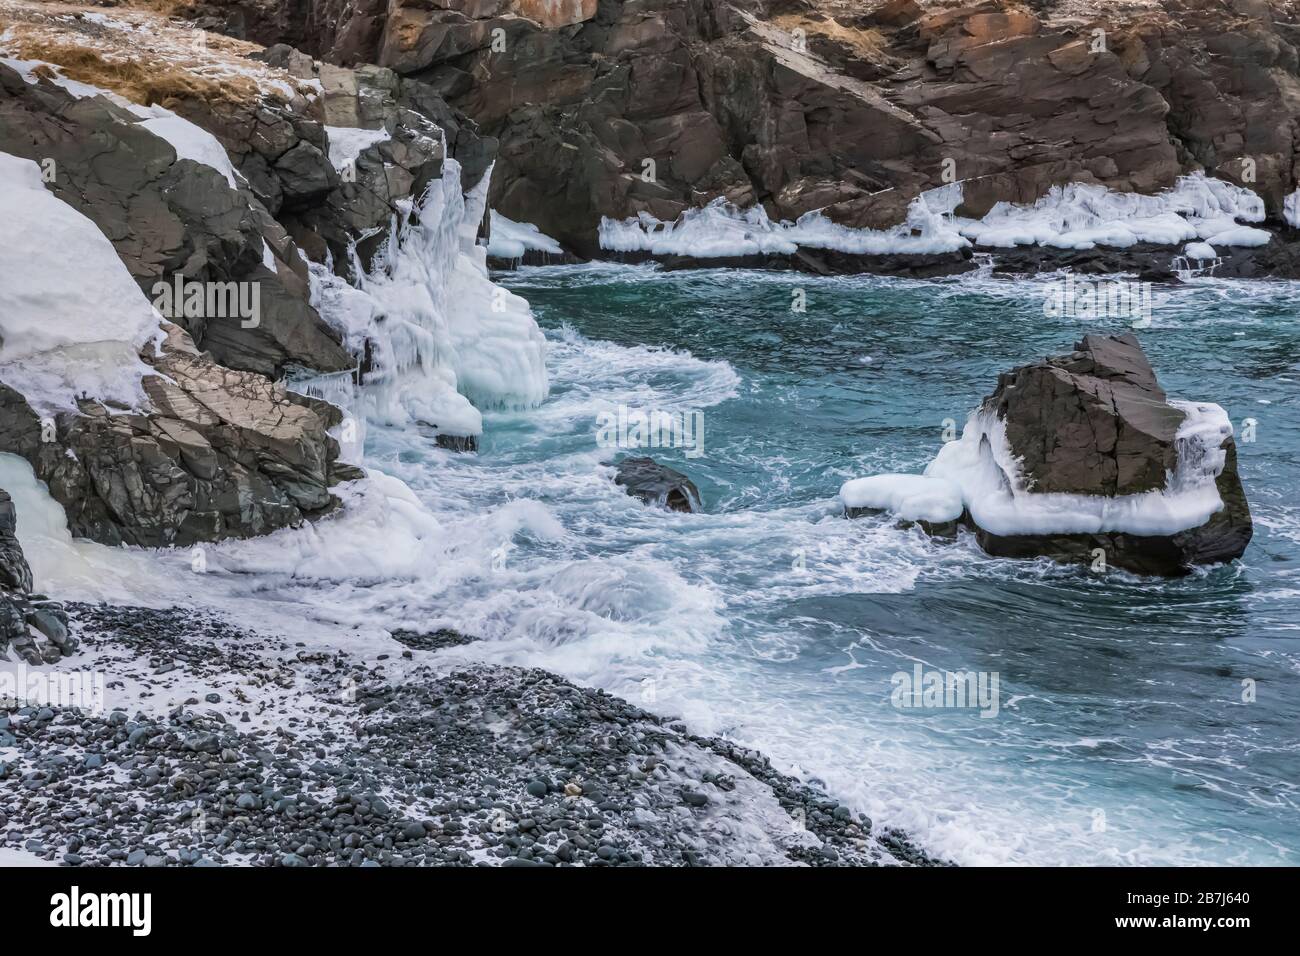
491, 233, 1300, 282
0, 604, 943, 867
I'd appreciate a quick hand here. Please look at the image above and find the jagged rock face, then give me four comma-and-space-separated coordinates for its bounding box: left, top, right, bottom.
253, 47, 493, 268
983, 332, 1186, 496
0, 62, 351, 378
0, 325, 363, 549
614, 457, 702, 512
190, 0, 1300, 257
0, 492, 33, 596
0, 489, 74, 665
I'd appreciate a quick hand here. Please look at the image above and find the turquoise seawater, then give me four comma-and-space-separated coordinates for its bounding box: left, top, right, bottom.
363, 264, 1299, 865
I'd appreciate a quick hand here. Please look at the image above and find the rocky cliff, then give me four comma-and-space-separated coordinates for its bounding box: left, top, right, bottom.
0, 0, 498, 546
179, 0, 1300, 259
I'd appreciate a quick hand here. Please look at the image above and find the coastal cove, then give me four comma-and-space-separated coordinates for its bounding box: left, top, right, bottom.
1, 0, 1297, 876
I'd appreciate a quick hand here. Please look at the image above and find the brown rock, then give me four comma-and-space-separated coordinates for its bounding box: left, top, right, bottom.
983, 333, 1186, 496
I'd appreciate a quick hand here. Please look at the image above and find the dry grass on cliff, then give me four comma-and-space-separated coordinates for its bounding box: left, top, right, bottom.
10, 36, 262, 107
125, 0, 199, 13
771, 14, 888, 60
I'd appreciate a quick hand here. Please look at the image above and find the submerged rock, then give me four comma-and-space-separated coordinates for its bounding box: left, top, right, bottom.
435, 434, 479, 453
614, 457, 702, 513
844, 334, 1252, 576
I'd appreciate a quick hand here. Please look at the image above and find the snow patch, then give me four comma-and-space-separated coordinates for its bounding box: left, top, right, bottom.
839, 474, 964, 524
130, 105, 238, 187
0, 152, 161, 413
324, 125, 391, 172
486, 211, 564, 260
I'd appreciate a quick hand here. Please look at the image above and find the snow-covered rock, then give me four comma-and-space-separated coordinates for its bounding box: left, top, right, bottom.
843, 334, 1253, 575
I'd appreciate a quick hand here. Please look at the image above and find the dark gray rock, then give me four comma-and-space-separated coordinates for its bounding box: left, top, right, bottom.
0, 490, 32, 594
0, 62, 351, 378
0, 489, 73, 664
614, 457, 702, 513
0, 324, 358, 548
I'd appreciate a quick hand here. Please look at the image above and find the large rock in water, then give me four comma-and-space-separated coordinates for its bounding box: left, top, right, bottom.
985, 332, 1185, 496
970, 333, 1253, 575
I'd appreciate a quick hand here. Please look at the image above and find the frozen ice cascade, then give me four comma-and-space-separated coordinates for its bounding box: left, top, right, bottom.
297, 160, 549, 450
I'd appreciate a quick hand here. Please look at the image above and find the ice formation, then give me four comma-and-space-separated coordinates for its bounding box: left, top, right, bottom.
1284, 188, 1300, 228
600, 173, 1273, 258
599, 186, 969, 258
912, 402, 1230, 537
301, 159, 549, 441
838, 474, 964, 524
0, 152, 161, 413
486, 211, 565, 261
324, 125, 391, 173
843, 400, 1231, 537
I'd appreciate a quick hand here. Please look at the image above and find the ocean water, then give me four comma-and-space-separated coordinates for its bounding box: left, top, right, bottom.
437, 265, 1298, 866
15, 263, 1297, 866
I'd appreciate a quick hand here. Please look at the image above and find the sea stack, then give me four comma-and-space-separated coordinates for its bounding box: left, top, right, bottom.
842, 333, 1253, 575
